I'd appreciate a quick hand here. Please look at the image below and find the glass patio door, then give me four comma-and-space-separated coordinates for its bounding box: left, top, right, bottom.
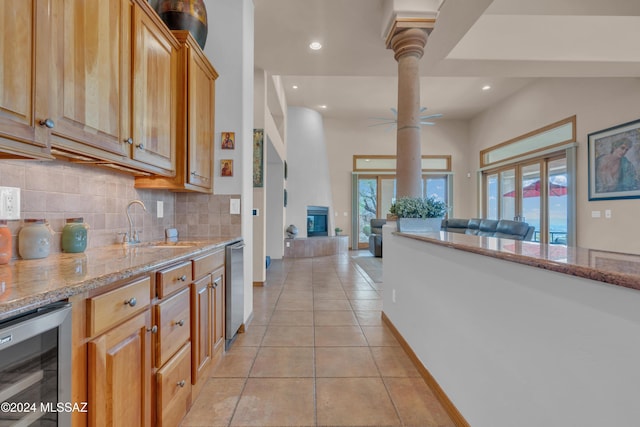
483, 156, 567, 244
357, 176, 397, 249
357, 176, 378, 248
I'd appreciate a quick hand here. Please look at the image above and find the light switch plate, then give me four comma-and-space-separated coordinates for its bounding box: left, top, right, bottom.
0, 187, 20, 220
157, 201, 164, 218
230, 199, 240, 214
591, 210, 601, 218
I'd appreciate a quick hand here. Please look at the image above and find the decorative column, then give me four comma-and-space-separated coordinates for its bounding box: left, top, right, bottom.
387, 21, 434, 198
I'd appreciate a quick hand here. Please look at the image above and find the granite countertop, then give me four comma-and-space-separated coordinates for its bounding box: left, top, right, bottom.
0, 237, 241, 321
395, 231, 640, 292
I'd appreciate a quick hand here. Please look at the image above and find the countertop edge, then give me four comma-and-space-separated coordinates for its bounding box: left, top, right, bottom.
395, 232, 640, 292
0, 237, 241, 321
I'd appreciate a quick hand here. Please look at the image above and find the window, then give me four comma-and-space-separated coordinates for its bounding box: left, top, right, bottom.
480, 118, 576, 245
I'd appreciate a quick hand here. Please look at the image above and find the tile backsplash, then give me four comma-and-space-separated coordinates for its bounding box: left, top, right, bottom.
0, 159, 239, 258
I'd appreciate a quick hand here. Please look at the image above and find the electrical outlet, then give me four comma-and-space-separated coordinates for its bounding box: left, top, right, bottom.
230, 199, 240, 214
157, 201, 164, 218
0, 187, 20, 220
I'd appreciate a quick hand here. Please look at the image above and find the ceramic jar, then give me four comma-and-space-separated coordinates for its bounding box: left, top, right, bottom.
18, 219, 52, 260
0, 220, 11, 264
62, 217, 88, 253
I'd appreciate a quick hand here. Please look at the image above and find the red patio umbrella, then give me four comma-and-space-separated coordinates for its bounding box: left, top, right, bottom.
503, 179, 567, 197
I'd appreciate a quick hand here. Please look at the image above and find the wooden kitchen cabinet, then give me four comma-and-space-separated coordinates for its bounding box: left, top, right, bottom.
136, 30, 218, 192
88, 309, 153, 427
190, 251, 225, 396
130, 2, 178, 173
86, 276, 153, 427
0, 0, 55, 160
153, 261, 192, 426
49, 0, 177, 176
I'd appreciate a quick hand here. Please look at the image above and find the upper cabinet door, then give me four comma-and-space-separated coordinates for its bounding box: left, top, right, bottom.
49, 0, 131, 157
131, 5, 177, 173
0, 0, 53, 159
187, 40, 217, 190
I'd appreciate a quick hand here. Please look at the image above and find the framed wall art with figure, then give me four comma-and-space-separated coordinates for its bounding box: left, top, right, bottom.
588, 119, 640, 200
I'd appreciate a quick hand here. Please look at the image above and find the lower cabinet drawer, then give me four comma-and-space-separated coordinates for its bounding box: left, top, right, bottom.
155, 287, 190, 367
87, 276, 151, 337
157, 261, 192, 298
156, 342, 192, 427
192, 249, 224, 280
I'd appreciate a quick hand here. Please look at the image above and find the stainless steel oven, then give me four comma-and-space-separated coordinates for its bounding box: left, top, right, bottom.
0, 301, 72, 426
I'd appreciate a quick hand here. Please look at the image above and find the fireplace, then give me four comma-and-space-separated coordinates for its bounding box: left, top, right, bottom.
307, 206, 328, 237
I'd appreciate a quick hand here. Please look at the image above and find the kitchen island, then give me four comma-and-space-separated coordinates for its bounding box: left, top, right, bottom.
382, 225, 640, 427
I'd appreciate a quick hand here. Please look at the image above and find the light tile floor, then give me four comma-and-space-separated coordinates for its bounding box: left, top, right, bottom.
181, 251, 454, 427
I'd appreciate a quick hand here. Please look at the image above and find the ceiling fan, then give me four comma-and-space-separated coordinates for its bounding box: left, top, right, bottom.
368, 107, 443, 131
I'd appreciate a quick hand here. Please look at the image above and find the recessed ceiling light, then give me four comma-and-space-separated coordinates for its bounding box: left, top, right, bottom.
482, 85, 492, 91
292, 85, 298, 89
319, 105, 327, 109
309, 41, 322, 50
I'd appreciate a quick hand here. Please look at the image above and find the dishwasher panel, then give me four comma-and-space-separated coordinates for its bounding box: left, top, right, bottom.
225, 240, 245, 349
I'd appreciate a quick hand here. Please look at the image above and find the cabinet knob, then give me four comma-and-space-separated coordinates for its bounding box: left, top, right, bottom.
39, 118, 55, 129
178, 275, 187, 282
177, 380, 186, 388
147, 325, 158, 334
124, 297, 137, 307
176, 319, 185, 327
124, 137, 133, 145
136, 143, 144, 150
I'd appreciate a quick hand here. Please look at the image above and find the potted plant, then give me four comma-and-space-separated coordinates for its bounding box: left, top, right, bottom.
335, 227, 343, 236
389, 196, 447, 232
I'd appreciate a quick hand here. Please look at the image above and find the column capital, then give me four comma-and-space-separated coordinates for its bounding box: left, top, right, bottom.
385, 17, 435, 50
389, 27, 429, 61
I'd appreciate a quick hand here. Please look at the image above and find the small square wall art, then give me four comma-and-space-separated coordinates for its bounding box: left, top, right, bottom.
221, 159, 233, 177
221, 132, 235, 149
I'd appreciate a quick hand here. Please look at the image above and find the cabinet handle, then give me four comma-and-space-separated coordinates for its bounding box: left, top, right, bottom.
177, 380, 186, 388
39, 118, 55, 129
136, 143, 144, 150
175, 319, 185, 327
147, 325, 158, 334
124, 297, 137, 307
191, 171, 210, 181
212, 278, 221, 289
124, 137, 133, 145
178, 275, 187, 282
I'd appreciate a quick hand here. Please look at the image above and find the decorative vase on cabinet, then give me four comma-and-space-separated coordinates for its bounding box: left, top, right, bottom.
155, 0, 208, 49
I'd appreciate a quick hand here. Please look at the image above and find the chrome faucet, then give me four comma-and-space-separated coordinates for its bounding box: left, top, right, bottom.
124, 200, 147, 245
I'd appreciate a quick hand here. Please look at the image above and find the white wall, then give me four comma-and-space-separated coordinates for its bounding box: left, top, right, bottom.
383, 230, 640, 427
286, 107, 334, 237
266, 139, 285, 259
204, 0, 254, 320
469, 78, 640, 253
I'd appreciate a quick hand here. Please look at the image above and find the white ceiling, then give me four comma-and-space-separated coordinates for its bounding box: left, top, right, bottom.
254, 0, 640, 121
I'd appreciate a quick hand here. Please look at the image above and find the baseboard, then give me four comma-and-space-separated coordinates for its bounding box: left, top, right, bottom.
253, 281, 264, 287
381, 311, 470, 427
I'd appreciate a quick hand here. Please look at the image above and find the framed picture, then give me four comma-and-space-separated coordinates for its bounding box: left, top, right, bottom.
253, 129, 264, 187
588, 119, 640, 200
221, 132, 235, 149
221, 159, 233, 177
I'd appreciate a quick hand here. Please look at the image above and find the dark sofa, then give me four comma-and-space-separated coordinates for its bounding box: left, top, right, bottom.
368, 218, 386, 257
441, 218, 535, 241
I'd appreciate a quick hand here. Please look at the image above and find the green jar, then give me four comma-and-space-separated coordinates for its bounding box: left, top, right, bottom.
62, 218, 88, 253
